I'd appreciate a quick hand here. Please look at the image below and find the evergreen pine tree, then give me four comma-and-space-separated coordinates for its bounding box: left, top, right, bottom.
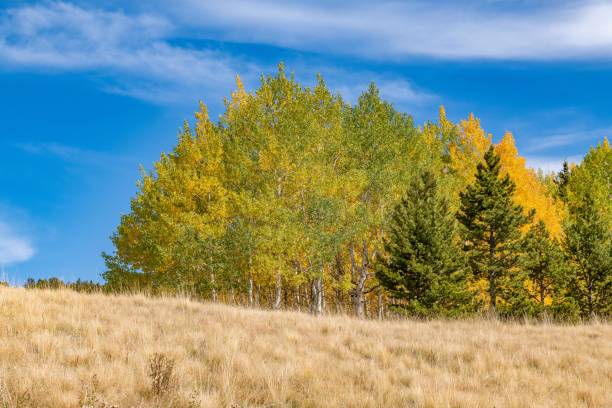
376, 171, 470, 317
555, 160, 572, 202
457, 146, 531, 312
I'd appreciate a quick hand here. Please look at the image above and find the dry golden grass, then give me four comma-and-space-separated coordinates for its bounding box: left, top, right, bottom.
0, 287, 610, 407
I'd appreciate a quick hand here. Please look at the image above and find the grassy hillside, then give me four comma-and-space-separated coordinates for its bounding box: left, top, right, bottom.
0, 288, 609, 407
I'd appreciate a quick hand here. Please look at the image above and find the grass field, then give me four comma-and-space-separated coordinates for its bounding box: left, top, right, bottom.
0, 288, 610, 407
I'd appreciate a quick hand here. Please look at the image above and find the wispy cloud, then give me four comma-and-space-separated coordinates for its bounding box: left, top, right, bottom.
0, 1, 439, 108
524, 126, 612, 152
0, 2, 260, 103
332, 77, 435, 107
164, 0, 612, 60
0, 222, 34, 266
2, 1, 611, 108
15, 142, 136, 168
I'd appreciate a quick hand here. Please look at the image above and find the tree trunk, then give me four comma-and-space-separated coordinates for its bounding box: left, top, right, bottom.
248, 274, 254, 307
489, 272, 497, 310
312, 275, 323, 316
320, 276, 325, 314
335, 288, 343, 314
211, 272, 217, 303
305, 285, 311, 311
295, 285, 301, 311
488, 230, 496, 311
273, 272, 282, 310
350, 241, 369, 318
377, 287, 384, 320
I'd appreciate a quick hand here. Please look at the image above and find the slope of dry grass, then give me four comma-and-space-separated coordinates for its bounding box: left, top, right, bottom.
0, 288, 610, 407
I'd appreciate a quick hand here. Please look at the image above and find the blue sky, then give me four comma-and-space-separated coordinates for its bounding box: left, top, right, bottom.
1, 0, 611, 282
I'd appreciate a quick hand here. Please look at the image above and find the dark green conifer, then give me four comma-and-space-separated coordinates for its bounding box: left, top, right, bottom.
377, 171, 470, 317
457, 146, 532, 312
555, 160, 572, 202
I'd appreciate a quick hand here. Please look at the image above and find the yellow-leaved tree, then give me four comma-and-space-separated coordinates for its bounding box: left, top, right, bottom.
495, 132, 563, 238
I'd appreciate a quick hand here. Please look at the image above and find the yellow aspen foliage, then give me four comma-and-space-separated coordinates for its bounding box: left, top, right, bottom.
495, 132, 563, 238
449, 111, 492, 184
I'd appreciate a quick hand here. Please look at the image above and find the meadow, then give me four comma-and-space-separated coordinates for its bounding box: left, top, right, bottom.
0, 287, 610, 407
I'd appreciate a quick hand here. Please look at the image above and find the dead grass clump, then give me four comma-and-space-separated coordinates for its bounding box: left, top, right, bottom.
148, 353, 177, 397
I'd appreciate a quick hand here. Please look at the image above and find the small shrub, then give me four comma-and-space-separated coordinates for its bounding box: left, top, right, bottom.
148, 353, 176, 397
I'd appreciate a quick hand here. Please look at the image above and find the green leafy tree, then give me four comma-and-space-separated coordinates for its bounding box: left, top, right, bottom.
457, 146, 532, 312
341, 83, 417, 317
562, 140, 611, 317
377, 171, 470, 317
563, 193, 611, 316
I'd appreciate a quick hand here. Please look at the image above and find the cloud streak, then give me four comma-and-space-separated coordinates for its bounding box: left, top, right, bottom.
166, 0, 612, 60
0, 1, 440, 108
524, 126, 612, 152
15, 142, 138, 168
0, 2, 259, 103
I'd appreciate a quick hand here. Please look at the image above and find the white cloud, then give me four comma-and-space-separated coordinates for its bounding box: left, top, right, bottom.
524, 154, 583, 174
0, 2, 260, 103
0, 222, 35, 266
161, 0, 612, 60
332, 78, 434, 106
0, 2, 439, 107
0, 0, 610, 110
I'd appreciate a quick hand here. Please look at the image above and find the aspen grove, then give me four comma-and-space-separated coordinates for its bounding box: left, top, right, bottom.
102, 66, 611, 319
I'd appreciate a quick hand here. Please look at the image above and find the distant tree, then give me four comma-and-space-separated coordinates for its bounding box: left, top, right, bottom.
24, 277, 66, 290
377, 171, 470, 317
554, 160, 572, 202
457, 146, 532, 312
23, 277, 102, 293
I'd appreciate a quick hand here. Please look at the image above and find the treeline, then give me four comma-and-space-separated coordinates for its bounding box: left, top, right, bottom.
24, 277, 103, 293
102, 66, 611, 319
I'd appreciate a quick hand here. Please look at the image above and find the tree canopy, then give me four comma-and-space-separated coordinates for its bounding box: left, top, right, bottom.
102, 66, 611, 320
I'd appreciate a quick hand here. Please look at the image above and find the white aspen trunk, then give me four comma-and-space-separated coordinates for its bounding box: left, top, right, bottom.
377, 287, 384, 320
247, 274, 254, 308
320, 276, 325, 314
304, 284, 311, 311
247, 253, 254, 307
273, 272, 282, 310
314, 275, 323, 316
211, 272, 217, 303
295, 287, 301, 312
